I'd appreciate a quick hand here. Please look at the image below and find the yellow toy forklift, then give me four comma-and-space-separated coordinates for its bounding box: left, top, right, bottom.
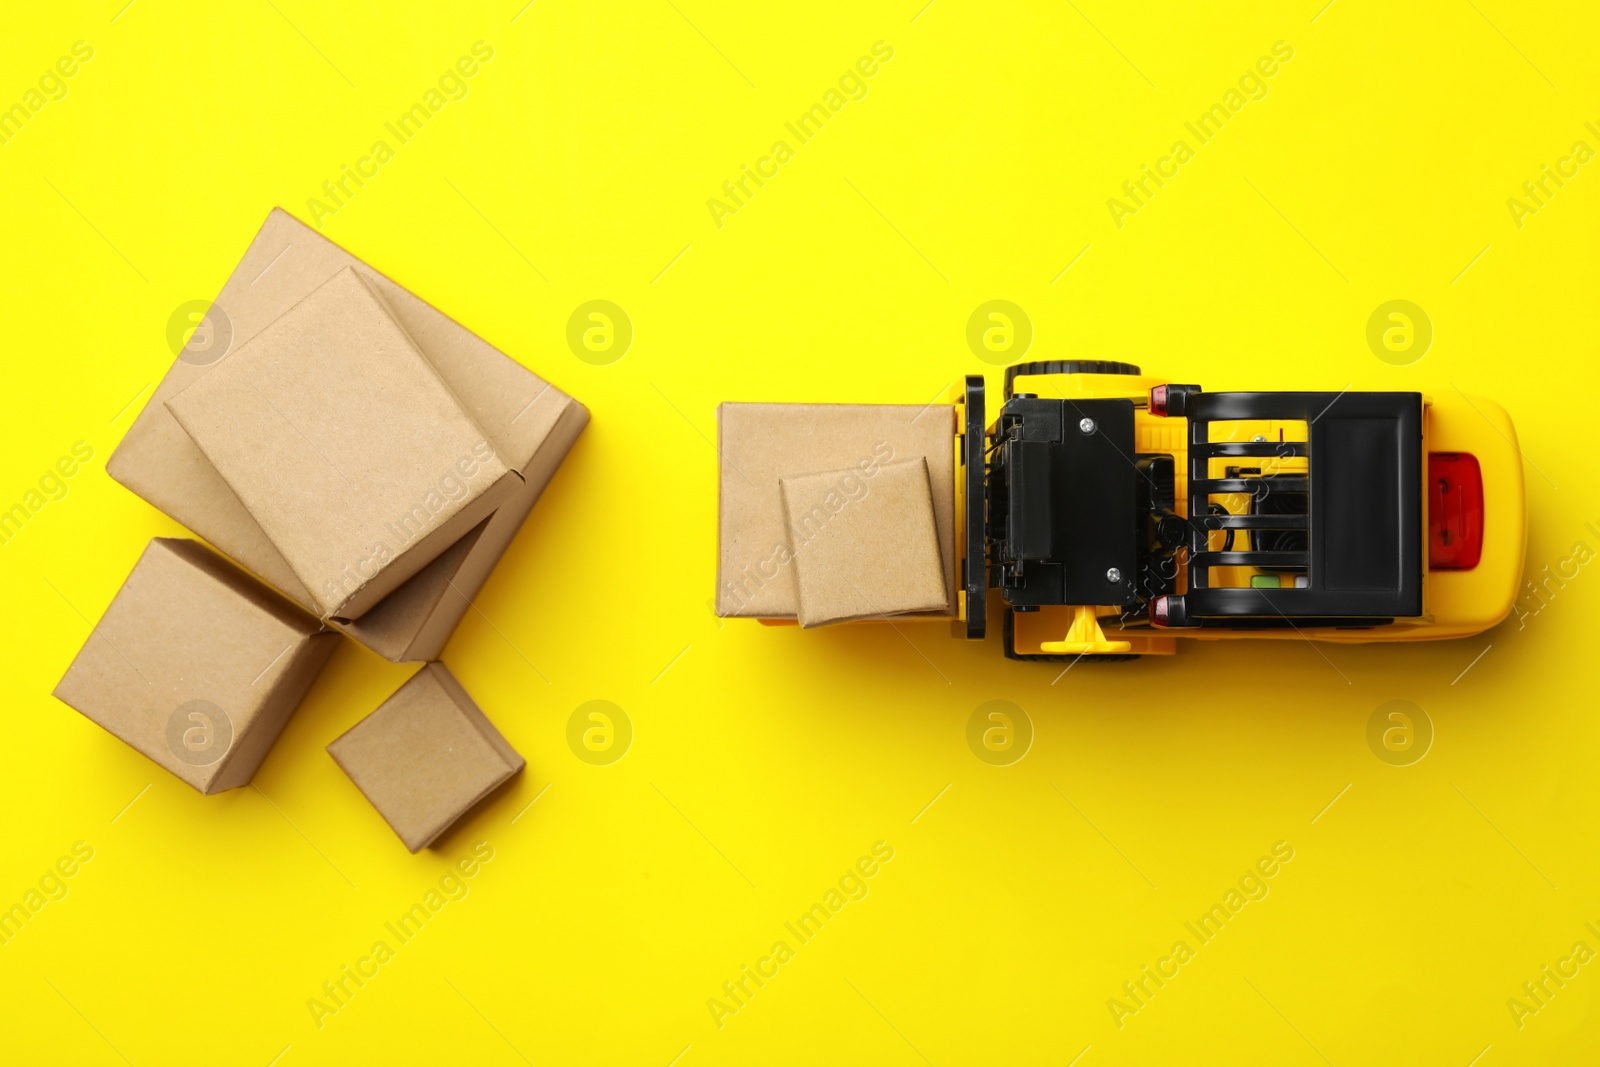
963, 362, 1524, 661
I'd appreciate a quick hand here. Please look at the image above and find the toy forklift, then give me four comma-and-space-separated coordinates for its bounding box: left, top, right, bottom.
959, 361, 1524, 661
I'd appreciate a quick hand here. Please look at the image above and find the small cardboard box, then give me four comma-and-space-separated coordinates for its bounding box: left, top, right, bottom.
108, 208, 587, 659
166, 268, 520, 621
780, 457, 948, 627
327, 663, 524, 852
52, 538, 339, 795
716, 402, 958, 619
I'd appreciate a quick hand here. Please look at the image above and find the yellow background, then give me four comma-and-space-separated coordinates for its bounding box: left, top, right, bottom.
3, 1, 1598, 1063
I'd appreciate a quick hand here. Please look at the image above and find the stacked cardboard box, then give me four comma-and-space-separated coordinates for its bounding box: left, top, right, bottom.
715, 402, 957, 627
54, 208, 581, 850
110, 208, 587, 661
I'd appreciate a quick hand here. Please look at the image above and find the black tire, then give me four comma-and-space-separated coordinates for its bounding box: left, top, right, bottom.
1001, 610, 1142, 664
1005, 360, 1142, 398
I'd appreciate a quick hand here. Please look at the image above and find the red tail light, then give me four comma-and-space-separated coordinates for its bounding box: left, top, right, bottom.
1149, 385, 1169, 417
1429, 453, 1483, 570
1150, 596, 1170, 627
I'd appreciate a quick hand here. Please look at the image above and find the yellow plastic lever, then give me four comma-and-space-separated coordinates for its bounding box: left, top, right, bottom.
1038, 605, 1133, 655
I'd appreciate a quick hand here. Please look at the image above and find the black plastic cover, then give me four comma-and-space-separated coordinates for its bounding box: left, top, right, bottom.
996, 396, 1140, 607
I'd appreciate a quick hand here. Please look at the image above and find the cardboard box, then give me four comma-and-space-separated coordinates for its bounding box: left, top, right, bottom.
107, 208, 588, 659
780, 457, 948, 627
327, 663, 524, 852
716, 402, 958, 619
165, 268, 520, 621
52, 538, 338, 795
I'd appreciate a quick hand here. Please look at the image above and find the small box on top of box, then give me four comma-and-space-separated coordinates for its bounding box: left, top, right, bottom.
716, 402, 958, 626
165, 267, 520, 622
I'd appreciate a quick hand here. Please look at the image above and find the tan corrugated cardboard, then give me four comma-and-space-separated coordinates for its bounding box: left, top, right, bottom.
106, 208, 588, 658
716, 402, 957, 618
780, 457, 948, 627
166, 268, 520, 621
52, 538, 339, 795
327, 663, 524, 852
344, 406, 586, 659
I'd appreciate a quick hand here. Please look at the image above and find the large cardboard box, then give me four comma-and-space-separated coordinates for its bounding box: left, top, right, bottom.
52, 538, 339, 794
327, 663, 524, 852
716, 402, 958, 619
108, 208, 588, 660
166, 268, 519, 621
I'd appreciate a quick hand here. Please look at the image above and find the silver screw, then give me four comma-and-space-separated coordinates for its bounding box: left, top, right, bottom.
1079, 417, 1096, 435
1252, 434, 1266, 442
1106, 567, 1123, 583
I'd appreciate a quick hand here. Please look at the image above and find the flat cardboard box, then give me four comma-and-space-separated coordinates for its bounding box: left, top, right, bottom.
780, 458, 948, 627
716, 402, 958, 618
166, 268, 520, 621
52, 538, 339, 795
107, 208, 588, 660
327, 663, 524, 852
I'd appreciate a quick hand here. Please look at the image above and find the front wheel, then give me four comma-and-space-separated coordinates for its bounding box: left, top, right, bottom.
1004, 360, 1143, 398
